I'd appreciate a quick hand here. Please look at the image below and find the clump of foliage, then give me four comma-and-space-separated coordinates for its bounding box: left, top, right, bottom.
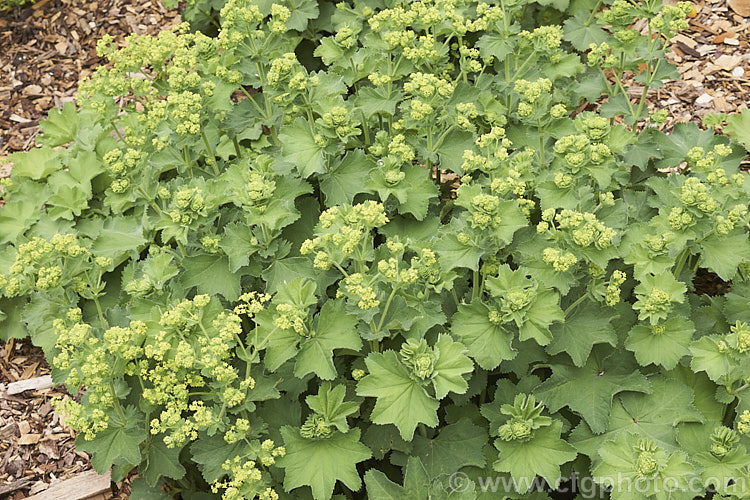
2, 0, 750, 498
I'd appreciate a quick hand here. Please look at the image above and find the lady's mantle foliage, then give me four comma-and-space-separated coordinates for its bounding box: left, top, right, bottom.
2, 0, 750, 498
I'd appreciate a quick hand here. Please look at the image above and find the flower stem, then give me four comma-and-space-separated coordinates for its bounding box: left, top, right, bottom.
564, 294, 588, 316
376, 287, 398, 333
200, 129, 220, 176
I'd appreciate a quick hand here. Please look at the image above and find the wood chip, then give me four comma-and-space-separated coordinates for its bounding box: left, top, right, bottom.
674, 33, 698, 48
9, 113, 32, 123
18, 433, 42, 445
25, 470, 112, 500
715, 53, 742, 71
714, 18, 735, 31
696, 92, 715, 105
691, 19, 720, 34
676, 40, 701, 57
713, 30, 738, 43
0, 0, 180, 157
0, 478, 33, 496
29, 481, 50, 495
55, 41, 69, 55
18, 420, 31, 435
708, 94, 724, 114
728, 0, 750, 16
21, 84, 44, 95
38, 442, 61, 460
0, 421, 19, 439
6, 375, 54, 395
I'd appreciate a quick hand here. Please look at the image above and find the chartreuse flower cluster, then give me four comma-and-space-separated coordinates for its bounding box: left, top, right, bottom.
4, 0, 750, 498
593, 434, 695, 499
300, 201, 389, 273
54, 296, 258, 451
496, 394, 551, 442
211, 439, 286, 500
0, 235, 111, 330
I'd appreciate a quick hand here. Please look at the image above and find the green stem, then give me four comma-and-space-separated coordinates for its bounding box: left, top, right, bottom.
692, 254, 701, 273
263, 94, 281, 147
612, 69, 636, 116
433, 124, 456, 152
269, 125, 280, 146
511, 52, 536, 82
183, 147, 192, 178
83, 269, 107, 328
241, 88, 266, 115
539, 131, 545, 165
138, 187, 165, 216
233, 136, 242, 159
109, 120, 125, 142
260, 223, 271, 246
200, 130, 220, 176
360, 110, 370, 146
564, 294, 588, 316
376, 287, 399, 333
332, 261, 350, 278
721, 396, 738, 427
301, 94, 317, 132
586, 0, 604, 25
93, 297, 107, 329
471, 269, 480, 302
673, 248, 690, 278
109, 381, 127, 422
634, 59, 660, 123
231, 331, 252, 374
252, 328, 277, 353
597, 67, 615, 97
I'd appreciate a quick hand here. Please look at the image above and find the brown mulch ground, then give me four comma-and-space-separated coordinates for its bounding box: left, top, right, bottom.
0, 0, 749, 498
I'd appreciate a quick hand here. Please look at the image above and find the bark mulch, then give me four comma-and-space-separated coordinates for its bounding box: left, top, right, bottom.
0, 0, 749, 498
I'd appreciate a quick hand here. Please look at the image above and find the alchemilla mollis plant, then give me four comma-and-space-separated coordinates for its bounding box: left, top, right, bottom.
2, 0, 750, 497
